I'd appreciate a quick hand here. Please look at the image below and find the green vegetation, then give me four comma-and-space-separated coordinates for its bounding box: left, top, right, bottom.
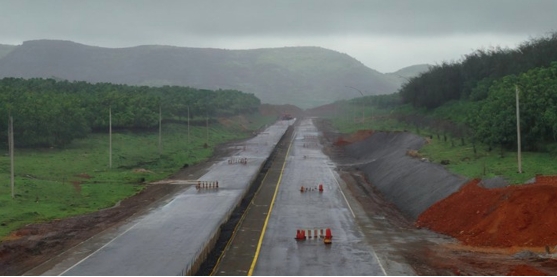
0, 44, 14, 59
419, 135, 557, 184
0, 78, 260, 148
325, 32, 555, 184
329, 92, 557, 185
0, 41, 400, 109
0, 113, 275, 239
470, 63, 557, 151
0, 77, 275, 239
399, 32, 557, 109
394, 32, 557, 151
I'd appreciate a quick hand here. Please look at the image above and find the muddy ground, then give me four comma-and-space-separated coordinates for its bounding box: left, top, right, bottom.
2, 116, 557, 276
0, 141, 237, 276
315, 117, 557, 276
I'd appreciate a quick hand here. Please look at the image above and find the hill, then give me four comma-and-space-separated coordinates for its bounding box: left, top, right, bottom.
384, 64, 431, 87
0, 44, 15, 59
0, 40, 406, 108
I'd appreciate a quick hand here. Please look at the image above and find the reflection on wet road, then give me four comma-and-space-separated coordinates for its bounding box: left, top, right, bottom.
32, 120, 292, 276
250, 118, 386, 276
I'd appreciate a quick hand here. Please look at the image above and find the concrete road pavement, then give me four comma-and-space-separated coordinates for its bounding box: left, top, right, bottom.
26, 120, 293, 276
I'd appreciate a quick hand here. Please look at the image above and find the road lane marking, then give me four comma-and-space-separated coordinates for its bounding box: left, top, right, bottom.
209, 162, 273, 276
247, 130, 296, 276
59, 220, 142, 275
326, 163, 387, 276
327, 163, 356, 218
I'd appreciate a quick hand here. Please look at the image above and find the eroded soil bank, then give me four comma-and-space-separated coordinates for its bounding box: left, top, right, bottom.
418, 177, 557, 248
315, 118, 557, 275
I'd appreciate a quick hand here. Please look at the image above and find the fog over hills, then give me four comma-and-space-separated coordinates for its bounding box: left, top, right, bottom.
384, 64, 431, 87
0, 40, 429, 108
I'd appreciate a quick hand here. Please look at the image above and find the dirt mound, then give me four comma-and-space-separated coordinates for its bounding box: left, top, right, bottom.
258, 103, 303, 118
217, 115, 249, 130
75, 173, 92, 179
507, 264, 548, 276
416, 176, 557, 248
333, 129, 373, 146
305, 102, 339, 117
133, 168, 153, 173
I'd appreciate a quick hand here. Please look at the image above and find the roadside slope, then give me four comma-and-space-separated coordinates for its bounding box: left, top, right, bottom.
339, 131, 468, 220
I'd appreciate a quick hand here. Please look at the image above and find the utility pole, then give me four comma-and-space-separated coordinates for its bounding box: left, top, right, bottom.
346, 86, 365, 123
109, 106, 112, 169
205, 112, 209, 146
158, 104, 162, 156
187, 106, 190, 145
516, 85, 522, 173
9, 115, 14, 198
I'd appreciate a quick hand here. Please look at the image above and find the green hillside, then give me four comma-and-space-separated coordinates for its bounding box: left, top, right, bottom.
0, 41, 404, 108
0, 44, 15, 59
384, 64, 431, 87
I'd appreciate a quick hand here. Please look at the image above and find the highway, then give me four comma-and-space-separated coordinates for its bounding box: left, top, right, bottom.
27, 120, 293, 276
249, 118, 385, 275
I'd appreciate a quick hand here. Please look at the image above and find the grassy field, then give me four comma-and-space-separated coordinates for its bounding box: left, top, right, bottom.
329, 103, 557, 185
0, 114, 275, 239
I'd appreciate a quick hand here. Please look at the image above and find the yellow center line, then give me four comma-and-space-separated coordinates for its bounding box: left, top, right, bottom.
209, 169, 272, 276
247, 130, 295, 276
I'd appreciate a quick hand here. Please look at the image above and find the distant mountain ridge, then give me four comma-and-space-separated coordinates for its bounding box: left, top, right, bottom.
384, 64, 432, 87
0, 40, 429, 108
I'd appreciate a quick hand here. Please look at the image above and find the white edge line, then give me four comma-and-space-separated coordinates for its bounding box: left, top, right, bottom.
59, 220, 142, 275
327, 165, 356, 218
325, 162, 388, 276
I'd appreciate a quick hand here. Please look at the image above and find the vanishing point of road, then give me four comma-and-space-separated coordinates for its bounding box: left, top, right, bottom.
213, 118, 386, 276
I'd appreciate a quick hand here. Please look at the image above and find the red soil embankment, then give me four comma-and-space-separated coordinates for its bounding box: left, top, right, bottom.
507, 264, 548, 276
333, 130, 373, 146
416, 176, 557, 248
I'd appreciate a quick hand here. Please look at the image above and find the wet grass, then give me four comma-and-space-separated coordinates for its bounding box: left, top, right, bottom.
0, 114, 276, 239
419, 136, 557, 184
328, 103, 557, 185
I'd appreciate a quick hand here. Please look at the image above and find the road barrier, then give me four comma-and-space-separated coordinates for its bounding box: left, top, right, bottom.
196, 181, 219, 189
300, 184, 324, 193
294, 228, 332, 243
302, 142, 318, 148
227, 157, 248, 165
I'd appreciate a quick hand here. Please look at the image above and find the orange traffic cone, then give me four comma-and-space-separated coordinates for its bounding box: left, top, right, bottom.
324, 228, 332, 244
295, 229, 306, 240
319, 184, 323, 192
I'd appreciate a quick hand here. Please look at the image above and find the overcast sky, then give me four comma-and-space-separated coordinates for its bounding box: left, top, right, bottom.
1, 0, 556, 72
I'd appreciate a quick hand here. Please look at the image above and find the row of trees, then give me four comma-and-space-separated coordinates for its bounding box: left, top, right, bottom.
400, 32, 557, 109
394, 32, 557, 151
0, 78, 261, 148
470, 62, 557, 151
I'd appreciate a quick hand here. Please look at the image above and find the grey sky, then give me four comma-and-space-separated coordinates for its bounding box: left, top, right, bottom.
1, 0, 555, 72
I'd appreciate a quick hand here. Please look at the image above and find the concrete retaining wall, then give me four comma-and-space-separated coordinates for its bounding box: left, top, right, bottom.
343, 131, 469, 220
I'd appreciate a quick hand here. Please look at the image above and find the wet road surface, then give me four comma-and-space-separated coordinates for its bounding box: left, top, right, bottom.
27, 120, 293, 276
224, 118, 386, 275
213, 119, 385, 276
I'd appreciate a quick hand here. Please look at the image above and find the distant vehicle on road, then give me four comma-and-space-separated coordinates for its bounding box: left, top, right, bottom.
280, 113, 293, 120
